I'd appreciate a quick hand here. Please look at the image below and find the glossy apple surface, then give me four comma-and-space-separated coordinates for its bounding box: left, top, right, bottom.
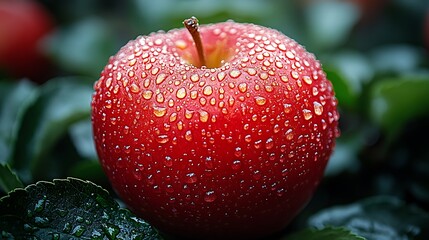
92, 20, 339, 239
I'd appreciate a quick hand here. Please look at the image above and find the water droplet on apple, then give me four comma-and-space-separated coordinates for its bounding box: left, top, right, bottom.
169, 112, 177, 122
286, 129, 294, 140
185, 172, 198, 184
199, 110, 209, 122
217, 72, 226, 81
259, 72, 269, 80
204, 190, 216, 202
247, 68, 257, 76
278, 44, 287, 51
190, 74, 199, 82
238, 83, 248, 93
143, 90, 153, 100
253, 170, 262, 180
153, 106, 167, 117
313, 101, 323, 115
303, 109, 313, 120
164, 156, 173, 167
156, 73, 167, 84
291, 71, 299, 80
203, 85, 213, 96
286, 51, 295, 59
176, 87, 186, 99
156, 134, 169, 144
130, 83, 140, 93
229, 69, 241, 78
231, 160, 242, 170
175, 40, 187, 49
303, 76, 312, 85
156, 93, 165, 103
234, 147, 243, 157
185, 130, 193, 141
255, 96, 267, 106
265, 138, 274, 150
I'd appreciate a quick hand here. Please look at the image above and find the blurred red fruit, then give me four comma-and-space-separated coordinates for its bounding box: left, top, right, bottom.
0, 0, 54, 81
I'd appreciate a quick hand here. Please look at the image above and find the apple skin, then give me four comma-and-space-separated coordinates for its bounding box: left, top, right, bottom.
92, 21, 339, 239
0, 0, 54, 81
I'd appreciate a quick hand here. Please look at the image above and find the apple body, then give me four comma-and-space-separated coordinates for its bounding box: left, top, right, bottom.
0, 0, 54, 81
92, 21, 339, 239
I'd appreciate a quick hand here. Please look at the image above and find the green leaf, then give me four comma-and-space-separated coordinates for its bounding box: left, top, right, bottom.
12, 77, 94, 181
305, 1, 359, 49
69, 119, 98, 160
0, 164, 24, 193
0, 80, 38, 164
0, 177, 163, 239
46, 17, 117, 77
286, 227, 366, 240
369, 75, 429, 134
308, 196, 429, 240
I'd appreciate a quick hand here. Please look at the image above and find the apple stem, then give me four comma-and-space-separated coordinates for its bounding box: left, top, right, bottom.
184, 16, 206, 67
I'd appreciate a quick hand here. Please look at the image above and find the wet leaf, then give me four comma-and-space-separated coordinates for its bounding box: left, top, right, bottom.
369, 75, 429, 134
308, 196, 429, 240
0, 177, 163, 239
0, 163, 23, 193
286, 227, 365, 240
0, 80, 38, 164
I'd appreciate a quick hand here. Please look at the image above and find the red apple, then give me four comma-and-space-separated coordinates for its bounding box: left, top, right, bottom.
0, 0, 54, 81
92, 17, 339, 239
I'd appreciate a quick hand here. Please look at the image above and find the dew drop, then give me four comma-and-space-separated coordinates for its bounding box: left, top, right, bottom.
185, 172, 198, 183
154, 38, 163, 45
253, 170, 262, 180
185, 130, 193, 141
234, 147, 243, 157
303, 76, 312, 85
265, 138, 274, 150
231, 160, 242, 170
199, 110, 209, 123
169, 112, 177, 122
217, 72, 226, 81
156, 73, 167, 84
203, 85, 213, 96
278, 44, 287, 51
286, 129, 294, 140
313, 101, 323, 115
280, 75, 289, 83
142, 90, 153, 100
303, 109, 313, 120
175, 40, 187, 49
291, 71, 299, 80
259, 72, 269, 80
164, 156, 173, 167
229, 69, 241, 78
255, 96, 267, 106
204, 190, 217, 202
176, 87, 186, 99
190, 74, 200, 82
238, 83, 248, 93
156, 134, 169, 144
286, 51, 295, 59
153, 106, 167, 117
102, 223, 120, 239
247, 68, 257, 76
156, 93, 164, 103
130, 83, 140, 93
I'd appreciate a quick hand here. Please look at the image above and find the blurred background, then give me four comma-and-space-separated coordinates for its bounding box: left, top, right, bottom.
1, 0, 429, 238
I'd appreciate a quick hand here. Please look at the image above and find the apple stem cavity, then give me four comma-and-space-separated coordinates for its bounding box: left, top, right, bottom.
184, 16, 206, 67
